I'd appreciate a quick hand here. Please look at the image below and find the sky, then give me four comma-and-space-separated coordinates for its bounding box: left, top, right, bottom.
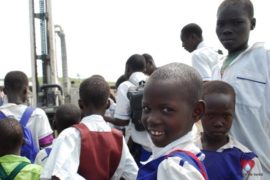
1, 0, 270, 82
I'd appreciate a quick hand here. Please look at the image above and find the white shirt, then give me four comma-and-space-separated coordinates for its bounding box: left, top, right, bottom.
212, 42, 270, 179
114, 72, 153, 151
0, 103, 53, 149
146, 131, 205, 180
192, 41, 219, 81
41, 115, 138, 180
34, 145, 52, 167
196, 135, 263, 180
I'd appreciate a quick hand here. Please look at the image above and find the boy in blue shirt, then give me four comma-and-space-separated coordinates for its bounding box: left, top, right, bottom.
137, 62, 207, 180
196, 80, 262, 179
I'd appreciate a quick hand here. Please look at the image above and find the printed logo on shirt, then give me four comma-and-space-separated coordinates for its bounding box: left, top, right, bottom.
241, 159, 255, 173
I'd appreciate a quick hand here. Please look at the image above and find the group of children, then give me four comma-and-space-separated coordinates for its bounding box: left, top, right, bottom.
0, 0, 269, 179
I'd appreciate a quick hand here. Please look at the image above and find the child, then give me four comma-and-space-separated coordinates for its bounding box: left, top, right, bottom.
0, 117, 42, 179
34, 103, 81, 167
142, 53, 157, 75
0, 71, 53, 159
196, 81, 262, 179
180, 23, 219, 81
41, 75, 138, 180
104, 54, 153, 167
212, 0, 270, 178
137, 62, 208, 180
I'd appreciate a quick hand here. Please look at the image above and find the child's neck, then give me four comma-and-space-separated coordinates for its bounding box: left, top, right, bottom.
201, 133, 229, 151
0, 149, 20, 157
7, 95, 25, 105
228, 44, 248, 56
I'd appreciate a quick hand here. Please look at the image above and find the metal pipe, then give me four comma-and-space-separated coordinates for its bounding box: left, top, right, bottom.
55, 25, 70, 102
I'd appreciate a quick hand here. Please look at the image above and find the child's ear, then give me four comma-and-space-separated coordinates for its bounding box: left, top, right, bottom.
21, 138, 26, 146
78, 99, 84, 110
106, 99, 111, 109
250, 18, 256, 30
192, 100, 205, 123
3, 87, 7, 94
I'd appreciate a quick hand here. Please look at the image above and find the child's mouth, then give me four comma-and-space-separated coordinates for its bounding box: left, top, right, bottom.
149, 130, 165, 136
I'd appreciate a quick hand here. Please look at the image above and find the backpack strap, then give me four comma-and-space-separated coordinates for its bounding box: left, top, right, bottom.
0, 163, 8, 179
20, 107, 35, 127
0, 111, 7, 120
8, 162, 30, 180
168, 149, 208, 180
0, 162, 29, 180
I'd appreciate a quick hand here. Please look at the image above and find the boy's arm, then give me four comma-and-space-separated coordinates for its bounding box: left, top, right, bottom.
41, 128, 84, 180
192, 53, 213, 81
116, 137, 138, 180
157, 157, 205, 180
27, 108, 54, 149
104, 116, 129, 126
243, 157, 263, 180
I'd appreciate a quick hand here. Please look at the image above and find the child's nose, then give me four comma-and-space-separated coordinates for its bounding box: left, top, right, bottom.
213, 118, 225, 128
146, 111, 161, 125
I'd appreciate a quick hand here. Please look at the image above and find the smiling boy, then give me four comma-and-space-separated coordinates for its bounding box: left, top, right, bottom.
137, 62, 207, 180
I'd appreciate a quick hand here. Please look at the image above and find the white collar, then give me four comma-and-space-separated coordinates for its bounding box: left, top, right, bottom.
196, 41, 206, 50
128, 72, 147, 86
151, 131, 200, 158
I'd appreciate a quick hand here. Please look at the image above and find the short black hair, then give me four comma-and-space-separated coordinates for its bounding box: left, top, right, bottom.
115, 74, 126, 89
55, 103, 81, 134
142, 53, 153, 63
0, 118, 23, 154
4, 71, 28, 93
79, 75, 110, 108
148, 62, 202, 106
202, 80, 235, 103
181, 23, 203, 39
218, 0, 254, 19
126, 54, 146, 72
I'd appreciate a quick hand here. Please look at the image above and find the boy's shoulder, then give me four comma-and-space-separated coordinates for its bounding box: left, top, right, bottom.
224, 135, 255, 154
0, 155, 43, 177
20, 163, 43, 175
138, 149, 206, 180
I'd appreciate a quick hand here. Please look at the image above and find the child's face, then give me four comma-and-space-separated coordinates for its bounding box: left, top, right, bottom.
141, 80, 194, 147
181, 35, 196, 53
216, 3, 254, 54
202, 93, 234, 141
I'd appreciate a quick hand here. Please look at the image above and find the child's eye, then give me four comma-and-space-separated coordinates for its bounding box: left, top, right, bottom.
233, 20, 243, 25
217, 21, 225, 27
206, 113, 215, 119
223, 114, 232, 120
142, 106, 150, 113
162, 107, 174, 113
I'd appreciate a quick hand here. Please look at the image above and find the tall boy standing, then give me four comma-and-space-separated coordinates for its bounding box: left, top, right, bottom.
212, 0, 270, 178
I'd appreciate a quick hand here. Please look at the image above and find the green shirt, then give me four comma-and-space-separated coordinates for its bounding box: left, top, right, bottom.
0, 155, 43, 180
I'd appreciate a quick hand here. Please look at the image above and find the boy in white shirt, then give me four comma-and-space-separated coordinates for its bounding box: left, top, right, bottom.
212, 0, 270, 178
42, 75, 138, 180
35, 103, 81, 167
0, 71, 53, 161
